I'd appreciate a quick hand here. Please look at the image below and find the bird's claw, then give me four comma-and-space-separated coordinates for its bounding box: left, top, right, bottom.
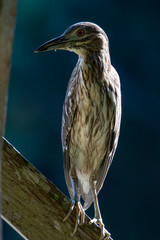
63, 199, 75, 222
89, 218, 111, 240
63, 199, 85, 236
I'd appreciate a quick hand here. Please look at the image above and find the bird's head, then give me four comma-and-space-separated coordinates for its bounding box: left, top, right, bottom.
35, 22, 109, 56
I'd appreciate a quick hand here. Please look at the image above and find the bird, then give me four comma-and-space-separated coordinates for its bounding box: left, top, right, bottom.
35, 22, 121, 240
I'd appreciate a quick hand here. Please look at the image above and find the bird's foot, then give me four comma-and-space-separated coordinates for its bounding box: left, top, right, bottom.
89, 218, 111, 240
63, 199, 85, 237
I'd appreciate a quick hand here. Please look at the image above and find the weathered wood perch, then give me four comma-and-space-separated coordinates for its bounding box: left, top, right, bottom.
1, 138, 113, 240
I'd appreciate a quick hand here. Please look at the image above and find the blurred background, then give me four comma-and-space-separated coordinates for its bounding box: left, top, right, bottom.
3, 0, 160, 239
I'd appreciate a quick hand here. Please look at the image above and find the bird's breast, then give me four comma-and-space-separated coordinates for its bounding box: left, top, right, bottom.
69, 78, 110, 175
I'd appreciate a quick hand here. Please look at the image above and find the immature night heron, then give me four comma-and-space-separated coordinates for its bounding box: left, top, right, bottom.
35, 22, 121, 239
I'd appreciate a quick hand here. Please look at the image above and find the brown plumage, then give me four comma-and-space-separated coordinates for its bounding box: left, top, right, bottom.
35, 22, 121, 240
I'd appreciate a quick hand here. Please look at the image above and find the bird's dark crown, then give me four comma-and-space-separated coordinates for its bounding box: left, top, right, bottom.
64, 22, 106, 36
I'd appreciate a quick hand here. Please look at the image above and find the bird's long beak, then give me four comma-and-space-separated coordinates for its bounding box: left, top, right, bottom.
35, 35, 67, 53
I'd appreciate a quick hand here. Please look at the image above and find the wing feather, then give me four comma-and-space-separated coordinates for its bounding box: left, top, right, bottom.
61, 68, 78, 198
84, 66, 121, 210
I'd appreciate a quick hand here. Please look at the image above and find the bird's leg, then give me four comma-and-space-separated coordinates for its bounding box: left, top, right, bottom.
63, 171, 85, 236
89, 178, 111, 240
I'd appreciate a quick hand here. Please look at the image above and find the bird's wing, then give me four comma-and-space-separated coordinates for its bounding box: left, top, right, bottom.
97, 66, 121, 192
61, 70, 78, 199
84, 66, 121, 210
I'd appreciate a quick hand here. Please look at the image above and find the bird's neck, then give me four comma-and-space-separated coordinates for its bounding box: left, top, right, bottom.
79, 50, 111, 82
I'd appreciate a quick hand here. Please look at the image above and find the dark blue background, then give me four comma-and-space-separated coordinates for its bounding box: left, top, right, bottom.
4, 0, 160, 239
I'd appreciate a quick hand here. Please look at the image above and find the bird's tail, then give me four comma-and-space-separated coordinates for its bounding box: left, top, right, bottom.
82, 190, 93, 211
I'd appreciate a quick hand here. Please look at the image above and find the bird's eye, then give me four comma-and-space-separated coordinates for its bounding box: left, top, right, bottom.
76, 29, 85, 37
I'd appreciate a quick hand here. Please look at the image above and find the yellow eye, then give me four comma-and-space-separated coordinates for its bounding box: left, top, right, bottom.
76, 29, 85, 37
